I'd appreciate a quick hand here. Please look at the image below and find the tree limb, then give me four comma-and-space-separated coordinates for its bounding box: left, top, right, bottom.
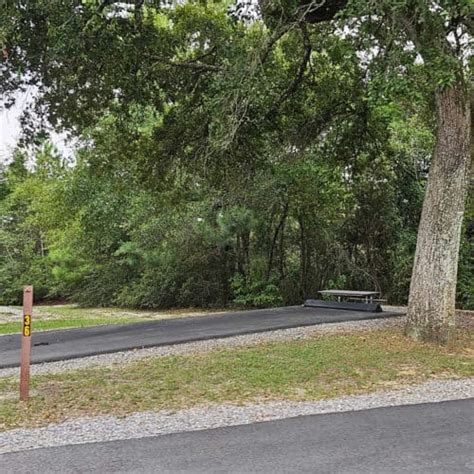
152, 57, 223, 72
265, 24, 312, 119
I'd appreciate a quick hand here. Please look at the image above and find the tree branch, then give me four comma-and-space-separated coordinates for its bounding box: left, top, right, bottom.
152, 57, 223, 72
265, 24, 312, 119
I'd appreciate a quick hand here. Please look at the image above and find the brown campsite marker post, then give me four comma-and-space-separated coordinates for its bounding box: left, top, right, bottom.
20, 285, 33, 401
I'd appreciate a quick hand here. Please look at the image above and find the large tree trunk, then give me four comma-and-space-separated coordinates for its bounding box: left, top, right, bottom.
406, 81, 471, 343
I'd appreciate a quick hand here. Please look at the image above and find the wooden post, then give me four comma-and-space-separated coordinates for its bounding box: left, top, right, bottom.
20, 285, 33, 401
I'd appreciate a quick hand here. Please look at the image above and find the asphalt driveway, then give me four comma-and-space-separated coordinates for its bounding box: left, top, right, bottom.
0, 305, 402, 368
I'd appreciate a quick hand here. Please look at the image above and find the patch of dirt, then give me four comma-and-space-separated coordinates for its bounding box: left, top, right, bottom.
456, 311, 474, 331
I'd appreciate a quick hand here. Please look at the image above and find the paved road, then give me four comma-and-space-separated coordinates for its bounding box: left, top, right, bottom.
1, 399, 472, 473
0, 306, 401, 368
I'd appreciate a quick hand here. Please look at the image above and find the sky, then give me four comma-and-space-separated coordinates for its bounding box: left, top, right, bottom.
0, 101, 21, 164
0, 93, 72, 165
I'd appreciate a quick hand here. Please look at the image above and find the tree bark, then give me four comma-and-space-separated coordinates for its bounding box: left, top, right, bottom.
406, 80, 471, 343
266, 203, 288, 281
298, 213, 308, 298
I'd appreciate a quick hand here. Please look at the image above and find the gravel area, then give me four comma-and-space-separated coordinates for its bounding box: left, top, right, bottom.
0, 377, 472, 455
0, 306, 22, 322
0, 315, 405, 378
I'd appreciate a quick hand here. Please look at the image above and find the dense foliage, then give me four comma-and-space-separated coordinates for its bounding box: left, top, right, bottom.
0, 1, 472, 309
1, 118, 471, 309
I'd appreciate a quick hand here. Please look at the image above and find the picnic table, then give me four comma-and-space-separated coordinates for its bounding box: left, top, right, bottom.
318, 290, 379, 304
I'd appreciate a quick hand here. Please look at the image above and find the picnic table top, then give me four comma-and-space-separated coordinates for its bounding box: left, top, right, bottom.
318, 290, 379, 297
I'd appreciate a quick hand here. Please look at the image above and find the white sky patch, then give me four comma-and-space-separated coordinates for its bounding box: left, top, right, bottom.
356, 45, 380, 67
0, 91, 74, 165
228, 0, 260, 24
0, 105, 21, 164
414, 54, 424, 65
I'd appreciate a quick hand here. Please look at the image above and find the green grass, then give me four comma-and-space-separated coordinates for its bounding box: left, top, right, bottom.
0, 305, 228, 335
0, 317, 145, 334
1, 329, 472, 431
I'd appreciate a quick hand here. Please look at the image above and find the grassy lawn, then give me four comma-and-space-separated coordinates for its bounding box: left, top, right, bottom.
0, 317, 146, 335
1, 329, 472, 431
0, 305, 226, 335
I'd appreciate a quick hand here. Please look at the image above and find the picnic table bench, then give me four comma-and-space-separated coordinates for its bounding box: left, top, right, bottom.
318, 290, 379, 304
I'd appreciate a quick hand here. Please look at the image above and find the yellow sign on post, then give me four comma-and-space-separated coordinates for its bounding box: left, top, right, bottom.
23, 314, 31, 337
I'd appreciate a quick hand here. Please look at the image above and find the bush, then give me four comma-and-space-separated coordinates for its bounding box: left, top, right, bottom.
231, 274, 283, 308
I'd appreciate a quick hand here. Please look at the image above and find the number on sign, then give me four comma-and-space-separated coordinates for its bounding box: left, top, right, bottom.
23, 315, 31, 337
